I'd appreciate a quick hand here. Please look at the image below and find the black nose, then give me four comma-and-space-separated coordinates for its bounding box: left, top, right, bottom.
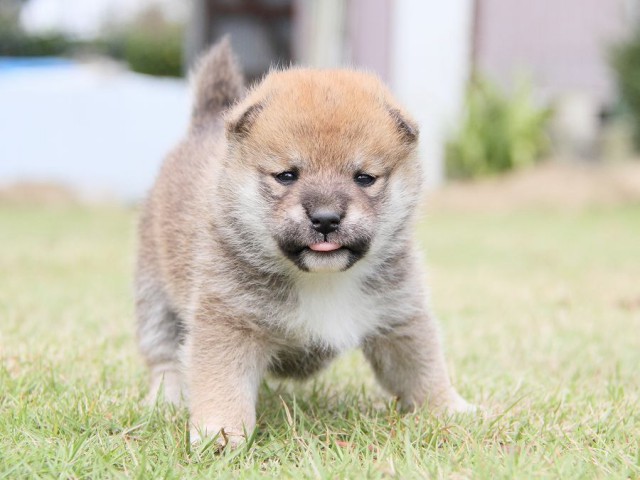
310, 210, 341, 235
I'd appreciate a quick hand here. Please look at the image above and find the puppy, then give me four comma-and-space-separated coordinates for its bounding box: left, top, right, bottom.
135, 38, 473, 447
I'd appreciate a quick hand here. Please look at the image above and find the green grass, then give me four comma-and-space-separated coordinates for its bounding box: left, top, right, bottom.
1, 202, 639, 478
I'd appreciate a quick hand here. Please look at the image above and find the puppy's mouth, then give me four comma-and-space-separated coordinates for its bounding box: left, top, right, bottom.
281, 241, 367, 257
278, 239, 369, 272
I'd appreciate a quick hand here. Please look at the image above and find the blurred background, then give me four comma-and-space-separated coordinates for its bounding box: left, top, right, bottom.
3, 3, 640, 475
1, 0, 639, 201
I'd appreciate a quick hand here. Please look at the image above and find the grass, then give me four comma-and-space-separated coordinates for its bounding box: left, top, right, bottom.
1, 201, 639, 478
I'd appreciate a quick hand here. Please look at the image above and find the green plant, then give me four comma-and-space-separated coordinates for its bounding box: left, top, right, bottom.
103, 7, 184, 78
0, 5, 183, 76
446, 77, 552, 179
0, 17, 71, 57
611, 25, 640, 149
121, 26, 183, 77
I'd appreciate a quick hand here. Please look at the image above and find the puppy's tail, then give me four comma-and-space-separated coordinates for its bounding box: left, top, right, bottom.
190, 36, 244, 128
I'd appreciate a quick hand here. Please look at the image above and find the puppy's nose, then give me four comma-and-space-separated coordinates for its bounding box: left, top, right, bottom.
310, 210, 341, 235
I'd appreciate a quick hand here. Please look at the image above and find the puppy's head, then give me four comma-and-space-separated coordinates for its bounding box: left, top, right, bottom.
219, 69, 423, 273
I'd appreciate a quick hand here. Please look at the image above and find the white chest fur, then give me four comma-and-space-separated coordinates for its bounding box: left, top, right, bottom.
286, 267, 383, 351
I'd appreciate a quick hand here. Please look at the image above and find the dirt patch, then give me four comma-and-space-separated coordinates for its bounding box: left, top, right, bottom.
0, 181, 79, 206
426, 161, 640, 213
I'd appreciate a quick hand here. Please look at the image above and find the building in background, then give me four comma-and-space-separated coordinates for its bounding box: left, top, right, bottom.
472, 0, 633, 158
186, 0, 293, 83
473, 0, 628, 105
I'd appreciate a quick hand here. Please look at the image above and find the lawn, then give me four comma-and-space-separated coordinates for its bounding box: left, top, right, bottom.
1, 199, 639, 478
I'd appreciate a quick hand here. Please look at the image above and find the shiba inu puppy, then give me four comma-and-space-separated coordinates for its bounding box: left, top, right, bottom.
135, 38, 474, 447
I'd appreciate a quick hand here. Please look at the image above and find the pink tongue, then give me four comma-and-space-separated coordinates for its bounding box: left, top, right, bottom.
308, 242, 341, 252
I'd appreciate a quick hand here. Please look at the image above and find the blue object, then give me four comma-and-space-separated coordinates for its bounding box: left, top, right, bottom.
0, 57, 74, 73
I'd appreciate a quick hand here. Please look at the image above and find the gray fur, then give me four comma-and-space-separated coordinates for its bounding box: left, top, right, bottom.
190, 36, 244, 129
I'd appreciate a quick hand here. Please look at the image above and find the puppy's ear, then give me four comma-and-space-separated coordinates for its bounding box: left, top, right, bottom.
388, 108, 419, 143
191, 36, 244, 127
226, 103, 263, 138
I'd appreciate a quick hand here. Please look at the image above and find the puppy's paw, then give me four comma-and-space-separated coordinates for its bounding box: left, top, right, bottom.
144, 369, 185, 406
439, 393, 479, 416
410, 389, 479, 417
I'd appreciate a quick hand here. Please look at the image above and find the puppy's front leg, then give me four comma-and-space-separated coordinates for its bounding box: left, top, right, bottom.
363, 313, 474, 414
186, 311, 269, 448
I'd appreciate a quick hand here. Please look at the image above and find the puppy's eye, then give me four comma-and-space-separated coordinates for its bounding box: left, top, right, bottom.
354, 173, 376, 187
274, 170, 298, 185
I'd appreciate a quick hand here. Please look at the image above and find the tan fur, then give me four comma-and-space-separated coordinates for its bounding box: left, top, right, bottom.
135, 39, 474, 448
